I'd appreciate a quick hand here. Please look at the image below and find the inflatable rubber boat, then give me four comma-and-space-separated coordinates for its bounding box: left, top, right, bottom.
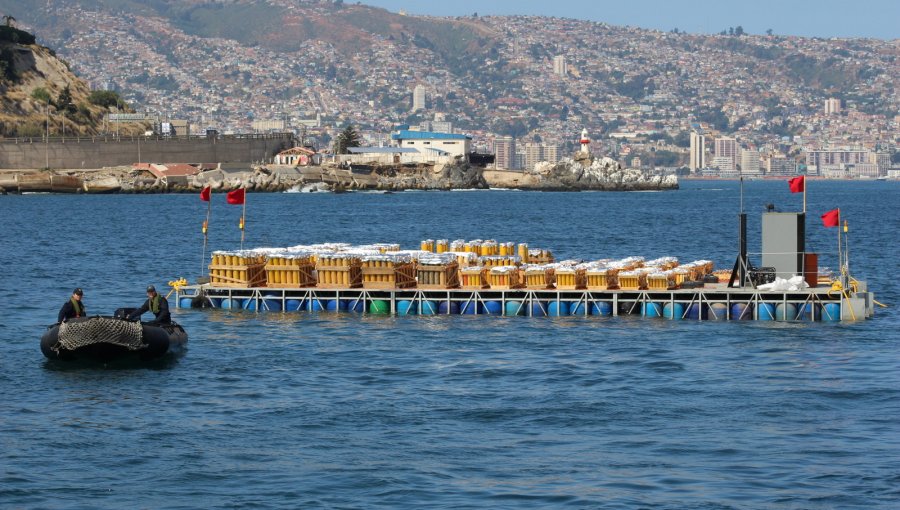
41, 311, 187, 363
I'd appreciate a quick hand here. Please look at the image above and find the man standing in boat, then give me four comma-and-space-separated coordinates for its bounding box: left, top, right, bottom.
127, 285, 171, 325
57, 288, 85, 323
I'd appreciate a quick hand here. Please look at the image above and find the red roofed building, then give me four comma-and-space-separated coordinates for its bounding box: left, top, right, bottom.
133, 163, 202, 185
274, 147, 319, 166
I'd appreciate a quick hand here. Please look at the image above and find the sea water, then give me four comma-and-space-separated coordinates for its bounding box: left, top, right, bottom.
1, 180, 898, 508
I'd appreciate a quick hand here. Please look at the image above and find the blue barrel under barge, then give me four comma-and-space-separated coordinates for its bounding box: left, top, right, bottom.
178, 284, 874, 322
187, 237, 876, 322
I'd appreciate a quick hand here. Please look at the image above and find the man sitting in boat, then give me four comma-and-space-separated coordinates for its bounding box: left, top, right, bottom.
58, 288, 85, 323
127, 285, 171, 325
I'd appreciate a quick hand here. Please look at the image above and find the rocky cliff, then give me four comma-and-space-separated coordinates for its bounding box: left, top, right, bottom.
530, 155, 679, 191
369, 162, 488, 191
0, 28, 133, 137
1, 159, 677, 194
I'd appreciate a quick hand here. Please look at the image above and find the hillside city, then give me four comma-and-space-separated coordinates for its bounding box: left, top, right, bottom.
9, 0, 900, 178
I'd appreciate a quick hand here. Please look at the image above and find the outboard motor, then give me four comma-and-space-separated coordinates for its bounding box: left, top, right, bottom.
191, 295, 215, 309
114, 307, 139, 319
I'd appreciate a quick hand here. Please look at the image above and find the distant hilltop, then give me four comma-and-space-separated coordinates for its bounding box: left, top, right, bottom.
2, 1, 896, 161
0, 23, 140, 137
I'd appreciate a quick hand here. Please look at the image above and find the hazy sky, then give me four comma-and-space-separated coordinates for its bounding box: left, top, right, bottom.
361, 0, 899, 40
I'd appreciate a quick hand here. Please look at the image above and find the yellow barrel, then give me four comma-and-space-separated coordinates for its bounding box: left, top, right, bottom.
518, 243, 529, 263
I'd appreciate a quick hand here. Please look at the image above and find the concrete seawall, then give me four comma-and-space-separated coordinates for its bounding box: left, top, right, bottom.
0, 134, 293, 169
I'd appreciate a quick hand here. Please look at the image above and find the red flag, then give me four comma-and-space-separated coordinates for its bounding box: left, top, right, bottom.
226, 188, 245, 205
821, 208, 840, 227
788, 175, 804, 193
200, 186, 211, 202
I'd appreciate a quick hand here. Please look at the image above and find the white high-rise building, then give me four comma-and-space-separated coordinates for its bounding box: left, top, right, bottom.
824, 98, 842, 115
543, 144, 560, 165
553, 55, 567, 77
740, 149, 762, 175
524, 142, 544, 172
494, 137, 516, 170
412, 84, 426, 111
765, 154, 796, 176
689, 132, 705, 172
876, 152, 891, 176
714, 137, 737, 171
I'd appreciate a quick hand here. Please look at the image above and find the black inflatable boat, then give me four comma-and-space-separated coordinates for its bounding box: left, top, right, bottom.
41, 311, 187, 363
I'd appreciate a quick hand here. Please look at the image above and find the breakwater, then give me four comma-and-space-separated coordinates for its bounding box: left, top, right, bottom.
0, 133, 292, 169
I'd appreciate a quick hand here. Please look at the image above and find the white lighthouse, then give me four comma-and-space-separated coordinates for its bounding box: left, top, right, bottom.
579, 128, 591, 154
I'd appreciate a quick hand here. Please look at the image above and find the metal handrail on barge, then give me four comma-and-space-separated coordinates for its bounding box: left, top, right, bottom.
175, 281, 875, 321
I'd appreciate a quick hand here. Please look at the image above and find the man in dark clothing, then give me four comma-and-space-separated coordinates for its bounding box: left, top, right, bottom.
127, 285, 171, 324
58, 288, 86, 323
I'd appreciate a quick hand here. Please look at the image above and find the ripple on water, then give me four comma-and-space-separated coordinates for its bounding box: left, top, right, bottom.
1, 187, 899, 509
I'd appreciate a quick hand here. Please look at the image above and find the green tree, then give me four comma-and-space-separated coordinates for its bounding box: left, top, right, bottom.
333, 124, 362, 154
0, 46, 18, 80
88, 90, 127, 109
56, 85, 75, 113
31, 87, 51, 104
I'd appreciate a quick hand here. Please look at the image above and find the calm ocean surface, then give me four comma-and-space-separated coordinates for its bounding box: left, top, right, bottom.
1, 180, 898, 509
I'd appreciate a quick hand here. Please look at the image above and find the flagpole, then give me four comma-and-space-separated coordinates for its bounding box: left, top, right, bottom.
240, 188, 246, 251
843, 220, 850, 274
202, 197, 211, 279
803, 176, 807, 213
837, 208, 842, 278
800, 177, 805, 285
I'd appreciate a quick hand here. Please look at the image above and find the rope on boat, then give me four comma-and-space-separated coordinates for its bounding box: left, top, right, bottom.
54, 317, 144, 353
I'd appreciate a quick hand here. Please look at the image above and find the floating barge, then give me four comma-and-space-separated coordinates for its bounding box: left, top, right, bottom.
175, 210, 877, 322
176, 283, 874, 321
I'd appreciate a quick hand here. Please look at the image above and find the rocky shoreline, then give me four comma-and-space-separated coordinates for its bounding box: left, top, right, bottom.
0, 156, 678, 194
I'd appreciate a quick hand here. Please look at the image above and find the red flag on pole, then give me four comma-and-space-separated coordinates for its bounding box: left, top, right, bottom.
226, 188, 245, 205
788, 175, 804, 193
821, 208, 840, 227
200, 186, 211, 202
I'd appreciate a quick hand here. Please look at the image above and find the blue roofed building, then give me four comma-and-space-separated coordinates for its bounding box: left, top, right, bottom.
391, 130, 472, 159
